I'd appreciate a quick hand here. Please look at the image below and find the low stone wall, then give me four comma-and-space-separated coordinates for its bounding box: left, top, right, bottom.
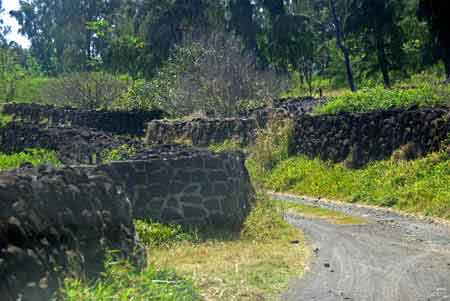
146, 118, 259, 147
0, 165, 141, 301
293, 106, 450, 166
96, 145, 254, 226
0, 145, 255, 300
0, 123, 141, 165
2, 103, 166, 136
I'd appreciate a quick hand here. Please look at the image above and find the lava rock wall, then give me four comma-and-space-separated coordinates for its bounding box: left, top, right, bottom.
96, 145, 255, 227
146, 118, 259, 147
292, 106, 450, 166
3, 103, 166, 136
0, 165, 141, 301
0, 123, 140, 165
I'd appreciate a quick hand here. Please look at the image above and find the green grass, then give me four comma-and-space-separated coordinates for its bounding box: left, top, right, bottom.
277, 201, 366, 225
0, 149, 60, 171
61, 259, 199, 301
260, 152, 450, 220
147, 197, 308, 300
315, 84, 450, 115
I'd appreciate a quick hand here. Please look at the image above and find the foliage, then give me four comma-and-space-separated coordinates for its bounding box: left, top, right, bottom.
0, 149, 60, 171
144, 31, 289, 117
208, 139, 243, 153
315, 83, 450, 115
134, 220, 198, 248
151, 196, 308, 300
40, 72, 128, 109
101, 144, 136, 163
262, 152, 450, 220
246, 119, 294, 183
61, 258, 199, 301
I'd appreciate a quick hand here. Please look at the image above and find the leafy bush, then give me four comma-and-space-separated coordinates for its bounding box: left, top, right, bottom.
101, 144, 136, 163
263, 152, 450, 219
134, 220, 198, 247
140, 31, 290, 117
0, 149, 60, 171
41, 72, 128, 109
316, 84, 450, 115
61, 257, 199, 301
246, 119, 294, 184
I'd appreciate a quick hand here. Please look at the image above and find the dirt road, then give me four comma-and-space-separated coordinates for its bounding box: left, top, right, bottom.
270, 193, 450, 301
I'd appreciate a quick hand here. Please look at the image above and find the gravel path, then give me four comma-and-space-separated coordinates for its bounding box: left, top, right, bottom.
270, 193, 450, 301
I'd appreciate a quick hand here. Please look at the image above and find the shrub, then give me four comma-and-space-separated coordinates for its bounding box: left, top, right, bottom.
101, 144, 136, 163
0, 149, 60, 171
246, 119, 294, 184
143, 31, 290, 117
41, 72, 128, 110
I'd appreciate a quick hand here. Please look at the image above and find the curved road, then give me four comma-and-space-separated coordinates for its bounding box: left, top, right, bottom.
271, 193, 450, 301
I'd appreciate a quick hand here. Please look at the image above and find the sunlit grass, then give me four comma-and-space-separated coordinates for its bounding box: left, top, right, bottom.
147, 197, 309, 300
0, 149, 60, 171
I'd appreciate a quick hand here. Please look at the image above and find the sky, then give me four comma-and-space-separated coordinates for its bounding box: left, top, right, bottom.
2, 0, 31, 48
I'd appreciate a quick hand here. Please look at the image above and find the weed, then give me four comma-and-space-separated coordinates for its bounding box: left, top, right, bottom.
101, 144, 136, 163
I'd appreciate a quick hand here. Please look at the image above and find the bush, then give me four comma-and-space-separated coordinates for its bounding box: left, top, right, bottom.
101, 144, 136, 163
246, 119, 294, 184
142, 31, 290, 117
0, 149, 60, 171
41, 72, 128, 109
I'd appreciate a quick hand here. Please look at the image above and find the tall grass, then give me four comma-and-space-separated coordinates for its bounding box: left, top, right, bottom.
263, 152, 450, 219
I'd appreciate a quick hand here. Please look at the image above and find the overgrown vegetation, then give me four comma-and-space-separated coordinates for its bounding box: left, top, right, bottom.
61, 258, 199, 301
316, 80, 450, 115
101, 144, 136, 163
260, 152, 450, 220
0, 149, 60, 171
140, 197, 309, 300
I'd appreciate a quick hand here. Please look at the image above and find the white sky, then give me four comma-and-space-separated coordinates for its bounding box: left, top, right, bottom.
2, 0, 31, 48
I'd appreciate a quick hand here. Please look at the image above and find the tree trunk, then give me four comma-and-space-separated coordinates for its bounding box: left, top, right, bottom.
329, 0, 357, 92
376, 37, 390, 88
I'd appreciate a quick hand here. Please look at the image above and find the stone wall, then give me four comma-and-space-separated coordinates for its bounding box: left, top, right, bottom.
0, 123, 141, 165
146, 97, 327, 147
96, 145, 254, 226
292, 106, 450, 166
0, 165, 141, 301
0, 145, 255, 300
146, 118, 259, 147
2, 103, 166, 136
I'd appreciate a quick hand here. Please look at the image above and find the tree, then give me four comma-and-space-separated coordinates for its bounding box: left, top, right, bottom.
419, 0, 450, 82
347, 0, 405, 88
0, 0, 11, 46
328, 0, 356, 91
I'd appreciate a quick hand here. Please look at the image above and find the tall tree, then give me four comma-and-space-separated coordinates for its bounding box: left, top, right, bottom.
347, 0, 404, 88
328, 0, 356, 91
419, 0, 450, 82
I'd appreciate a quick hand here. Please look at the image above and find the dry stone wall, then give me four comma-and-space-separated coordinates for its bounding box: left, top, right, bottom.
0, 165, 141, 301
0, 145, 255, 300
3, 103, 166, 136
146, 118, 259, 147
0, 122, 141, 165
292, 106, 450, 166
96, 145, 254, 227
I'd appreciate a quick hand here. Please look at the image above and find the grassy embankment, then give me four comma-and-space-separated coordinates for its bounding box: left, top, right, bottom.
247, 81, 450, 220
